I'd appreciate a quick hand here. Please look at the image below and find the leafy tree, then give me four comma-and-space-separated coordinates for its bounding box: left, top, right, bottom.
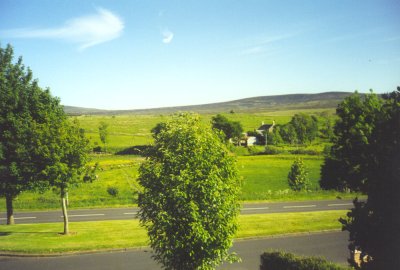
98, 121, 109, 152
289, 113, 318, 144
340, 88, 400, 269
319, 115, 335, 139
320, 92, 382, 192
138, 113, 241, 270
268, 126, 284, 145
211, 114, 243, 145
279, 123, 298, 145
287, 158, 310, 191
0, 44, 63, 225
40, 119, 97, 235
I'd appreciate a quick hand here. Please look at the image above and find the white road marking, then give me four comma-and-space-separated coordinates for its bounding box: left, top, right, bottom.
327, 203, 353, 207
65, 214, 105, 217
283, 205, 316, 209
0, 217, 37, 220
123, 212, 138, 215
242, 207, 270, 211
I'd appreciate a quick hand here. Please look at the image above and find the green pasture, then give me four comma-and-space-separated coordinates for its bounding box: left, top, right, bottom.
0, 210, 346, 254
74, 109, 334, 153
0, 153, 357, 211
0, 110, 350, 211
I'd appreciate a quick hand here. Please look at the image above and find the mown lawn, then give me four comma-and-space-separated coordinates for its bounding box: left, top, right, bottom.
0, 210, 346, 254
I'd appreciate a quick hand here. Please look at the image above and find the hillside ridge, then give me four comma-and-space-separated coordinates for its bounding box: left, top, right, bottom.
64, 91, 355, 115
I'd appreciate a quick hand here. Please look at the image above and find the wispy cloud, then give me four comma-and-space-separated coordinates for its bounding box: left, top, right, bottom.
162, 28, 174, 44
1, 8, 124, 50
240, 33, 298, 56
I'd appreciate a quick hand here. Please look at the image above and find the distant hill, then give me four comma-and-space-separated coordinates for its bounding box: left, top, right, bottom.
63, 92, 355, 115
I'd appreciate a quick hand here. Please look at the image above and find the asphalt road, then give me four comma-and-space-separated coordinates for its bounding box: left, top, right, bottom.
0, 231, 349, 270
0, 199, 354, 224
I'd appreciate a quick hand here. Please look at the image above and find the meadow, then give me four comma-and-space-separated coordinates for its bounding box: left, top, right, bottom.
0, 109, 356, 211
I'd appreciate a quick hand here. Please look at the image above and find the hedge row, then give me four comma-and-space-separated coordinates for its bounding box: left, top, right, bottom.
260, 251, 351, 270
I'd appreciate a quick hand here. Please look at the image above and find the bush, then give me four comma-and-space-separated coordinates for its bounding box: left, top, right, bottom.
115, 145, 152, 156
260, 251, 351, 270
93, 146, 102, 153
264, 146, 284, 155
288, 158, 310, 191
290, 149, 321, 155
107, 186, 119, 197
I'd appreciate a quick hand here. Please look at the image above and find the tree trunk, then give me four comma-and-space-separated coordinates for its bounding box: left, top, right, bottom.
6, 195, 15, 225
61, 190, 69, 235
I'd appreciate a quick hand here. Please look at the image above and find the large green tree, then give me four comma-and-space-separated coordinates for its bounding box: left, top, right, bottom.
289, 113, 318, 144
211, 114, 243, 145
0, 44, 64, 225
320, 92, 382, 192
138, 113, 241, 270
339, 88, 400, 269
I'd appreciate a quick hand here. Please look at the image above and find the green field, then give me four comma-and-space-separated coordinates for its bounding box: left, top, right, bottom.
0, 110, 356, 211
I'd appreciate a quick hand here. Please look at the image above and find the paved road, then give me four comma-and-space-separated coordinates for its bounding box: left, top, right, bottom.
0, 199, 354, 224
0, 231, 349, 270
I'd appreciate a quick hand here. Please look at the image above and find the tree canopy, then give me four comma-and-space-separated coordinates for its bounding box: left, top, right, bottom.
320, 89, 400, 269
320, 92, 382, 192
211, 114, 243, 144
138, 113, 241, 270
340, 89, 400, 269
0, 44, 64, 224
39, 118, 96, 234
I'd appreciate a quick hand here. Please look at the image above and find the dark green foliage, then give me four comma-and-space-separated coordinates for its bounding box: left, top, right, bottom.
211, 114, 243, 144
260, 251, 350, 270
288, 158, 310, 191
264, 146, 284, 155
279, 123, 298, 145
138, 113, 241, 270
339, 88, 400, 270
107, 186, 119, 197
115, 145, 152, 156
320, 91, 382, 192
268, 126, 284, 146
290, 149, 321, 155
289, 113, 319, 144
0, 44, 65, 224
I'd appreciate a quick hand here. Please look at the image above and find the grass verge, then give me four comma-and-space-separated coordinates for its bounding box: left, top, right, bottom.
0, 210, 346, 254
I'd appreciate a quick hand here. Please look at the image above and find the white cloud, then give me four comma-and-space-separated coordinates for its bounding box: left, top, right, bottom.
162, 29, 174, 44
1, 8, 124, 50
240, 32, 300, 56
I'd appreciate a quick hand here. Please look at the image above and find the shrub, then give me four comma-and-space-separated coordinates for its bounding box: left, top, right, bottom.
288, 158, 310, 191
115, 145, 152, 156
93, 146, 102, 153
264, 146, 284, 155
260, 251, 351, 270
290, 149, 321, 155
107, 186, 119, 197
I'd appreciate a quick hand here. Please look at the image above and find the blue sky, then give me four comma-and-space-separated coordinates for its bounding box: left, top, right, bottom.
1, 0, 399, 110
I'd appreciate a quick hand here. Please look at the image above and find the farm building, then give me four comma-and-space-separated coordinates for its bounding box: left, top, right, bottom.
241, 121, 275, 146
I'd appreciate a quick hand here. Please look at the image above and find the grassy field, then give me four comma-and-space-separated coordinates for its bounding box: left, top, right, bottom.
0, 110, 355, 211
0, 210, 346, 254
74, 109, 334, 153
0, 153, 358, 211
